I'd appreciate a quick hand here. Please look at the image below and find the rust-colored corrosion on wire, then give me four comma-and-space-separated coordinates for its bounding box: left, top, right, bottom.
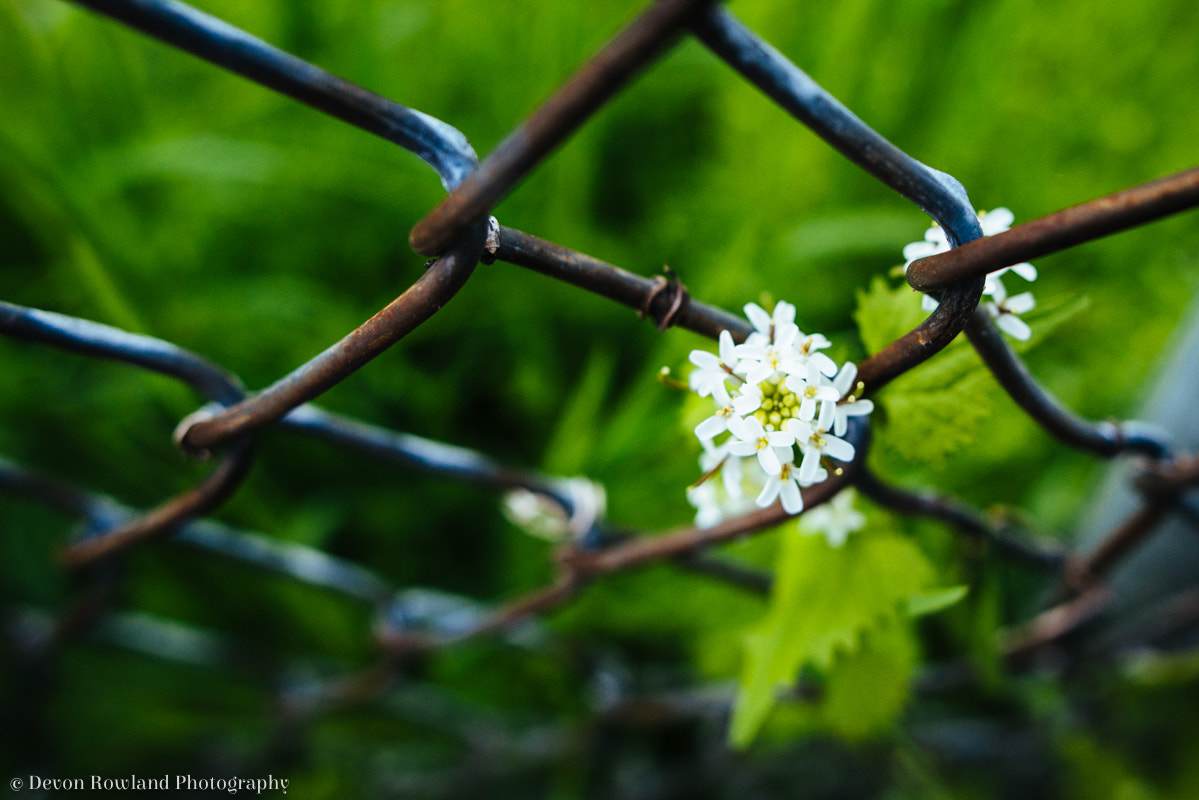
7, 0, 1199, 701
408, 0, 719, 257
495, 226, 752, 340
61, 437, 256, 568
180, 223, 487, 453
906, 166, 1199, 293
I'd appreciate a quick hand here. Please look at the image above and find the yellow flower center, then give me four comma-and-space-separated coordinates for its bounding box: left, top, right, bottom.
753, 379, 801, 432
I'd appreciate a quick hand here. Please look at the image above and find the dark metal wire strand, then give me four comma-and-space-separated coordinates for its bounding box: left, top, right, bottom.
0, 300, 243, 405
69, 0, 477, 190
906, 166, 1199, 293
494, 226, 752, 341
408, 0, 720, 257
178, 221, 488, 452
964, 311, 1172, 459
688, 6, 986, 393
853, 465, 1066, 570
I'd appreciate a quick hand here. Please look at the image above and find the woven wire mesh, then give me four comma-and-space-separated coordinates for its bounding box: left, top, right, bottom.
3, 0, 1199, 793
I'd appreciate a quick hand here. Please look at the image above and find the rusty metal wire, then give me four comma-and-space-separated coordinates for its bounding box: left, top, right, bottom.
5, 0, 1199, 730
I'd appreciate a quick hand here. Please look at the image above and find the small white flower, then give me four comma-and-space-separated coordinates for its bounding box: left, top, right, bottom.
786, 418, 856, 483
682, 301, 874, 523
735, 324, 802, 385
688, 330, 740, 398
727, 415, 794, 475
800, 489, 866, 548
744, 300, 797, 341
699, 438, 744, 500
902, 208, 1037, 339
694, 382, 740, 441
756, 458, 804, 515
830, 362, 874, 437
983, 278, 1036, 342
783, 371, 840, 426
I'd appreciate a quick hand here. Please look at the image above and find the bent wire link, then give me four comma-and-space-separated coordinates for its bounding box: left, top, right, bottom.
70, 0, 477, 190
0, 301, 255, 565
689, 5, 986, 393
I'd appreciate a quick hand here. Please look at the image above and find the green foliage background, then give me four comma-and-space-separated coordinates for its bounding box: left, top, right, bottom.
2, 0, 1199, 797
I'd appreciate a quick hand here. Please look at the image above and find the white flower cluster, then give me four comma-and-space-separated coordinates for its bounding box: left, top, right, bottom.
799, 488, 866, 548
685, 301, 873, 527
902, 208, 1038, 341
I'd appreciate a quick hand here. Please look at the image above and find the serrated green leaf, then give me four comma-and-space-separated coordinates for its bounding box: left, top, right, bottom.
729, 529, 936, 748
817, 621, 920, 740
855, 275, 994, 465
906, 585, 969, 617
880, 363, 993, 466
853, 274, 928, 356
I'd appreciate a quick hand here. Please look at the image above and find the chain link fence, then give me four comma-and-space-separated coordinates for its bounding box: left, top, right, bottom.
4, 0, 1199, 794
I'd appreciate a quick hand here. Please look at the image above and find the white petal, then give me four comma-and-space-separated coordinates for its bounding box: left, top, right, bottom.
780, 480, 804, 514
732, 391, 761, 416
728, 440, 757, 458
1009, 262, 1037, 282
773, 301, 796, 328
718, 330, 737, 362
743, 303, 772, 334
757, 446, 781, 476
843, 399, 874, 417
774, 323, 798, 351
783, 366, 813, 390
803, 466, 829, 487
822, 435, 856, 462
825, 526, 850, 548
695, 415, 729, 441
982, 207, 1014, 233
689, 350, 720, 369
996, 313, 1032, 341
833, 413, 847, 438
983, 273, 1006, 302
756, 477, 781, 508
725, 415, 753, 441
767, 429, 795, 448
785, 417, 812, 440
799, 448, 822, 483
799, 395, 816, 422
1005, 292, 1036, 314
817, 399, 835, 431
722, 456, 743, 498
712, 381, 732, 405
732, 342, 767, 360
833, 362, 857, 396
903, 241, 940, 263
921, 294, 940, 312
743, 362, 774, 386
805, 333, 833, 352
811, 353, 838, 377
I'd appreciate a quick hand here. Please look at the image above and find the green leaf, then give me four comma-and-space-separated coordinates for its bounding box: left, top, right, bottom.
1014, 292, 1091, 352
878, 356, 994, 466
815, 621, 920, 740
542, 348, 615, 474
854, 276, 996, 465
729, 528, 936, 748
906, 585, 969, 617
853, 274, 927, 356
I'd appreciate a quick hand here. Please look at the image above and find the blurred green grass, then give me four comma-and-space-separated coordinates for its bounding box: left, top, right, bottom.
2, 0, 1199, 794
